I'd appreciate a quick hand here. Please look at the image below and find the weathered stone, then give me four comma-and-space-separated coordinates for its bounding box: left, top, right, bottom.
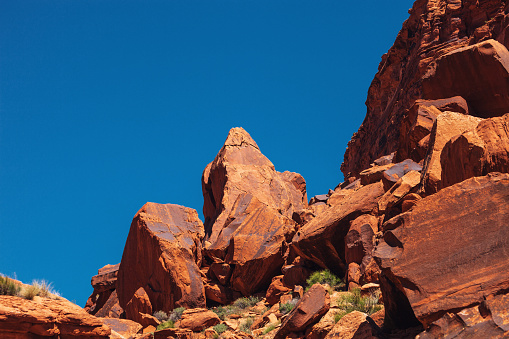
117, 203, 206, 317
382, 159, 422, 190
441, 113, 509, 188
101, 318, 142, 338
378, 170, 421, 213
282, 258, 312, 288
274, 284, 330, 339
292, 182, 384, 275
324, 311, 379, 339
374, 173, 509, 328
84, 263, 119, 316
345, 214, 378, 268
420, 112, 482, 193
0, 295, 111, 337
202, 127, 307, 245
423, 39, 509, 118
359, 164, 394, 186
396, 97, 469, 163
400, 193, 422, 213
179, 308, 221, 332
125, 287, 155, 327
266, 275, 291, 305
209, 262, 232, 286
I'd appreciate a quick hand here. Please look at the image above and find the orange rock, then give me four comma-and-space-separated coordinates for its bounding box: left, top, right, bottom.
101, 318, 142, 337
265, 275, 291, 305
117, 203, 206, 318
179, 308, 221, 332
374, 173, 509, 328
420, 112, 482, 193
344, 214, 378, 268
292, 182, 384, 275
324, 311, 379, 339
125, 287, 153, 326
441, 113, 509, 188
359, 163, 394, 186
274, 284, 330, 339
202, 128, 307, 296
423, 39, 509, 118
377, 170, 421, 213
400, 193, 421, 213
0, 295, 110, 337
84, 263, 120, 317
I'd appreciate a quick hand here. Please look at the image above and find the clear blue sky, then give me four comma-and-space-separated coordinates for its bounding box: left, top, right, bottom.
0, 1, 413, 306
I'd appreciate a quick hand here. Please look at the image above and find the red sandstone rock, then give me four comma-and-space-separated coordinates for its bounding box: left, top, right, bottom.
265, 275, 291, 305
441, 113, 509, 188
101, 318, 142, 338
377, 170, 421, 213
0, 295, 111, 337
179, 308, 221, 332
202, 127, 307, 245
382, 159, 422, 191
396, 97, 470, 163
292, 182, 384, 275
84, 263, 120, 316
359, 164, 394, 186
274, 284, 330, 339
117, 203, 206, 318
423, 39, 509, 118
324, 311, 379, 339
202, 128, 307, 296
420, 111, 482, 193
342, 1, 509, 177
125, 287, 153, 327
374, 173, 509, 328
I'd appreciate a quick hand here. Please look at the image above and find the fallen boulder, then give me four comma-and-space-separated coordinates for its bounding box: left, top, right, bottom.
116, 202, 206, 317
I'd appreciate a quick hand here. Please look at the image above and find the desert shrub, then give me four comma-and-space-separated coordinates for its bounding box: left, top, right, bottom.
239, 317, 254, 334
153, 310, 168, 322
262, 323, 277, 334
213, 323, 228, 334
168, 306, 185, 322
156, 319, 175, 330
0, 276, 20, 296
233, 296, 260, 310
21, 280, 57, 300
279, 298, 299, 315
334, 310, 347, 323
306, 270, 344, 291
337, 289, 383, 316
212, 306, 229, 320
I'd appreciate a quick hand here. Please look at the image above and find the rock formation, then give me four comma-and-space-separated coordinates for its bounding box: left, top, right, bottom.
116, 202, 206, 316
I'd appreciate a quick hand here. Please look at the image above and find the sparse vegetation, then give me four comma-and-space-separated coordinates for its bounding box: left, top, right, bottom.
153, 310, 169, 322
335, 288, 383, 321
168, 306, 185, 322
21, 280, 59, 300
279, 298, 299, 315
239, 317, 254, 334
211, 296, 260, 320
0, 275, 20, 296
213, 323, 228, 334
262, 322, 278, 334
156, 319, 175, 330
306, 269, 344, 292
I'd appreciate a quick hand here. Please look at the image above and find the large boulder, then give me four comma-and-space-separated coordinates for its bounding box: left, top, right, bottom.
274, 284, 330, 339
291, 181, 384, 274
201, 128, 307, 295
117, 203, 206, 316
422, 39, 509, 118
420, 112, 482, 193
374, 173, 509, 328
441, 113, 509, 188
0, 295, 111, 338
202, 127, 307, 245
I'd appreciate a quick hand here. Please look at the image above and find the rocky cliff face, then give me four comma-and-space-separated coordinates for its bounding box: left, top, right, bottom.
342, 0, 509, 178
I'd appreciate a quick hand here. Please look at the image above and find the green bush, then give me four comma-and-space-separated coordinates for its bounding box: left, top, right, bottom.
337, 289, 383, 317
153, 310, 168, 322
212, 306, 228, 320
212, 296, 260, 321
279, 298, 299, 315
0, 276, 20, 296
168, 306, 185, 322
239, 317, 254, 334
306, 270, 344, 291
213, 323, 228, 334
156, 319, 175, 330
262, 323, 277, 334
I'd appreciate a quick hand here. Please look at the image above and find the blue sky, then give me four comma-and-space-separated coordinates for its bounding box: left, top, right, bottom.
0, 1, 413, 306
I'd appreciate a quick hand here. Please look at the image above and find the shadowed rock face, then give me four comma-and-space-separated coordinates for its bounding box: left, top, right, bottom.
117, 203, 206, 315
84, 263, 121, 317
342, 0, 509, 178
374, 173, 509, 328
202, 127, 307, 295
